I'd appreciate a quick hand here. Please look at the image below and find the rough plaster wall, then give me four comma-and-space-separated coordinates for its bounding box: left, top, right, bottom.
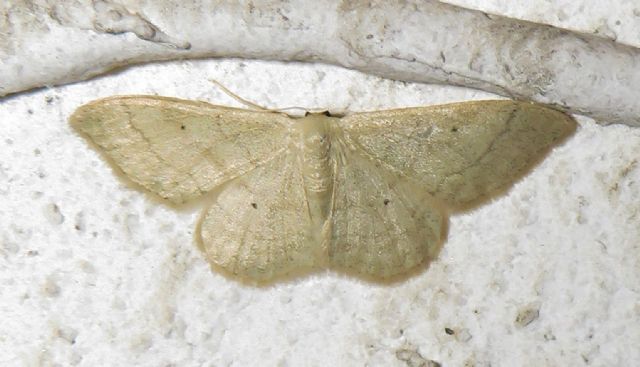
1, 1, 639, 366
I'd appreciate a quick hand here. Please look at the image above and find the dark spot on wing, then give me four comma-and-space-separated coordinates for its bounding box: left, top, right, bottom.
180, 125, 186, 130
383, 199, 390, 206
251, 202, 258, 209
451, 127, 458, 132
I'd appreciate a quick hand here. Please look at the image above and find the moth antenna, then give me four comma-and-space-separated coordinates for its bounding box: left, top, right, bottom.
208, 79, 271, 111
208, 79, 339, 117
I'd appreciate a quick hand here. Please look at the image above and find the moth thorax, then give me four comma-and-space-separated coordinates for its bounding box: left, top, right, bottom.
301, 136, 330, 191
295, 115, 335, 232
300, 119, 333, 194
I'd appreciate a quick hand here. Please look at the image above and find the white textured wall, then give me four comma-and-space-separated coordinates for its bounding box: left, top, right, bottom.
1, 1, 639, 366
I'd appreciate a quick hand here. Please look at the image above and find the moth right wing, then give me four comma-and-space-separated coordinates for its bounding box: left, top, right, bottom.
70, 96, 292, 204
199, 151, 320, 283
328, 139, 446, 280
339, 100, 576, 210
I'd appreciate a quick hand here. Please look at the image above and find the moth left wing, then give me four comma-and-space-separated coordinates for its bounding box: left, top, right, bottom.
339, 100, 576, 210
70, 96, 292, 204
328, 138, 446, 280
199, 151, 320, 283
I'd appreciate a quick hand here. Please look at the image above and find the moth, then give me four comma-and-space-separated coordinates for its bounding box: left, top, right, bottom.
70, 96, 576, 283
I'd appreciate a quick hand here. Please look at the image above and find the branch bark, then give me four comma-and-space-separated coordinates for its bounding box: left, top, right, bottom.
1, 0, 639, 125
